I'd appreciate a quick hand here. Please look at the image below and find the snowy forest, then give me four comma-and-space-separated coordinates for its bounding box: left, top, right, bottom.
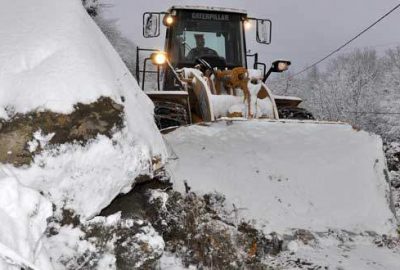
269, 48, 400, 142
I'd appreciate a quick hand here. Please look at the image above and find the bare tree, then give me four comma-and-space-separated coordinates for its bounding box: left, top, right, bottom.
81, 0, 137, 76
93, 16, 137, 76
376, 46, 400, 141
320, 49, 381, 125
268, 48, 397, 138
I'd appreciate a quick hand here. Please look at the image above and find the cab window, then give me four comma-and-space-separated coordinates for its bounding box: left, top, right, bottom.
169, 11, 244, 67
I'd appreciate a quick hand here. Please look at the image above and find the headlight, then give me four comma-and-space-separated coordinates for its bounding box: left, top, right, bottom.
277, 62, 289, 71
151, 52, 168, 65
244, 20, 252, 30
271, 60, 291, 72
163, 14, 174, 26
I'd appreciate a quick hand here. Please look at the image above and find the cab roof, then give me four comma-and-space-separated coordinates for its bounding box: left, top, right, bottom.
169, 5, 247, 15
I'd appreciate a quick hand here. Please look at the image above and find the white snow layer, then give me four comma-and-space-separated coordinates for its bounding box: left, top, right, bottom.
0, 0, 166, 164
165, 120, 397, 234
0, 169, 53, 270
0, 0, 166, 215
273, 234, 400, 270
0, 0, 167, 268
9, 131, 156, 218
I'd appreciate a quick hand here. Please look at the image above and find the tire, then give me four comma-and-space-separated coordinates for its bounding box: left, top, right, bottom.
278, 107, 315, 120
154, 101, 189, 129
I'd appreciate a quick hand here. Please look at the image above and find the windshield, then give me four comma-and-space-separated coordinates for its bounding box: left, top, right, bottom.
168, 10, 245, 67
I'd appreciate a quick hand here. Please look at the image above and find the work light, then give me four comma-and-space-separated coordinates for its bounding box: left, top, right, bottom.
151, 52, 168, 65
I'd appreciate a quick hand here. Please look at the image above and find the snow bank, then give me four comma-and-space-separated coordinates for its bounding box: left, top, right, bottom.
274, 234, 400, 270
0, 1, 166, 267
0, 0, 165, 158
166, 120, 396, 234
0, 168, 52, 270
9, 131, 155, 218
0, 0, 166, 216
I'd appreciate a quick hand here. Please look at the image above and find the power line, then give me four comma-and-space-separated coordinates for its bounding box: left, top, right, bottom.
290, 3, 400, 79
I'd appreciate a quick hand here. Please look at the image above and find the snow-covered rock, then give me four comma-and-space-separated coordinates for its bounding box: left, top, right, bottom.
0, 169, 53, 270
0, 0, 166, 216
0, 0, 166, 268
0, 0, 165, 156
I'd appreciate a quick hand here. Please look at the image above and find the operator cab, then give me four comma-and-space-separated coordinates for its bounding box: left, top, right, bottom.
166, 7, 246, 70
142, 6, 272, 90
164, 7, 247, 89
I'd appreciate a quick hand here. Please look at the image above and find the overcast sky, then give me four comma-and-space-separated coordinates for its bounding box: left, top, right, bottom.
101, 0, 400, 73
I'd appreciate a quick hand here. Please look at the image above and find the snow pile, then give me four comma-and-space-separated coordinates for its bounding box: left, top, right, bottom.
0, 0, 166, 215
0, 0, 166, 268
43, 211, 165, 269
166, 120, 396, 234
44, 226, 103, 270
0, 0, 165, 160
9, 131, 155, 217
210, 93, 274, 119
272, 232, 400, 270
159, 253, 194, 270
0, 169, 52, 270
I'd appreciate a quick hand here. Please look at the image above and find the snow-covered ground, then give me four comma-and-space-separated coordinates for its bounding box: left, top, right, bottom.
166, 120, 396, 234
271, 233, 400, 270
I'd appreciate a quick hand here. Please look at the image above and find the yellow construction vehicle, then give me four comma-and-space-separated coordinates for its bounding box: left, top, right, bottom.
136, 6, 313, 129
135, 5, 396, 235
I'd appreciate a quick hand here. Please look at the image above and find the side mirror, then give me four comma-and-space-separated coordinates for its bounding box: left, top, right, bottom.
263, 60, 291, 83
143, 12, 161, 38
256, 19, 272, 44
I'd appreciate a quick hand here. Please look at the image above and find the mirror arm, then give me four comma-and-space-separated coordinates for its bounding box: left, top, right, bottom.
262, 67, 273, 83
255, 62, 266, 79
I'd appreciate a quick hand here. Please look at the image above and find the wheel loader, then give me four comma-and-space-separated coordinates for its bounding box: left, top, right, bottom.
135, 6, 396, 234
137, 5, 313, 129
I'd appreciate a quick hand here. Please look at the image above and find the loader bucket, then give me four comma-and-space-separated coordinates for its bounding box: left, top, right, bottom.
164, 120, 397, 234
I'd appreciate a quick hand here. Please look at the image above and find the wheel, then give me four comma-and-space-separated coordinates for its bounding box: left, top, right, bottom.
278, 107, 315, 120
153, 101, 189, 129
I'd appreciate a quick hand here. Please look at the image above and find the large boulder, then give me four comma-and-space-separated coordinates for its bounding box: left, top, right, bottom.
0, 0, 166, 269
0, 0, 166, 218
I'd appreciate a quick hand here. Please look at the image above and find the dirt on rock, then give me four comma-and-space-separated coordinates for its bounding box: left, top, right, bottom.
0, 97, 123, 166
